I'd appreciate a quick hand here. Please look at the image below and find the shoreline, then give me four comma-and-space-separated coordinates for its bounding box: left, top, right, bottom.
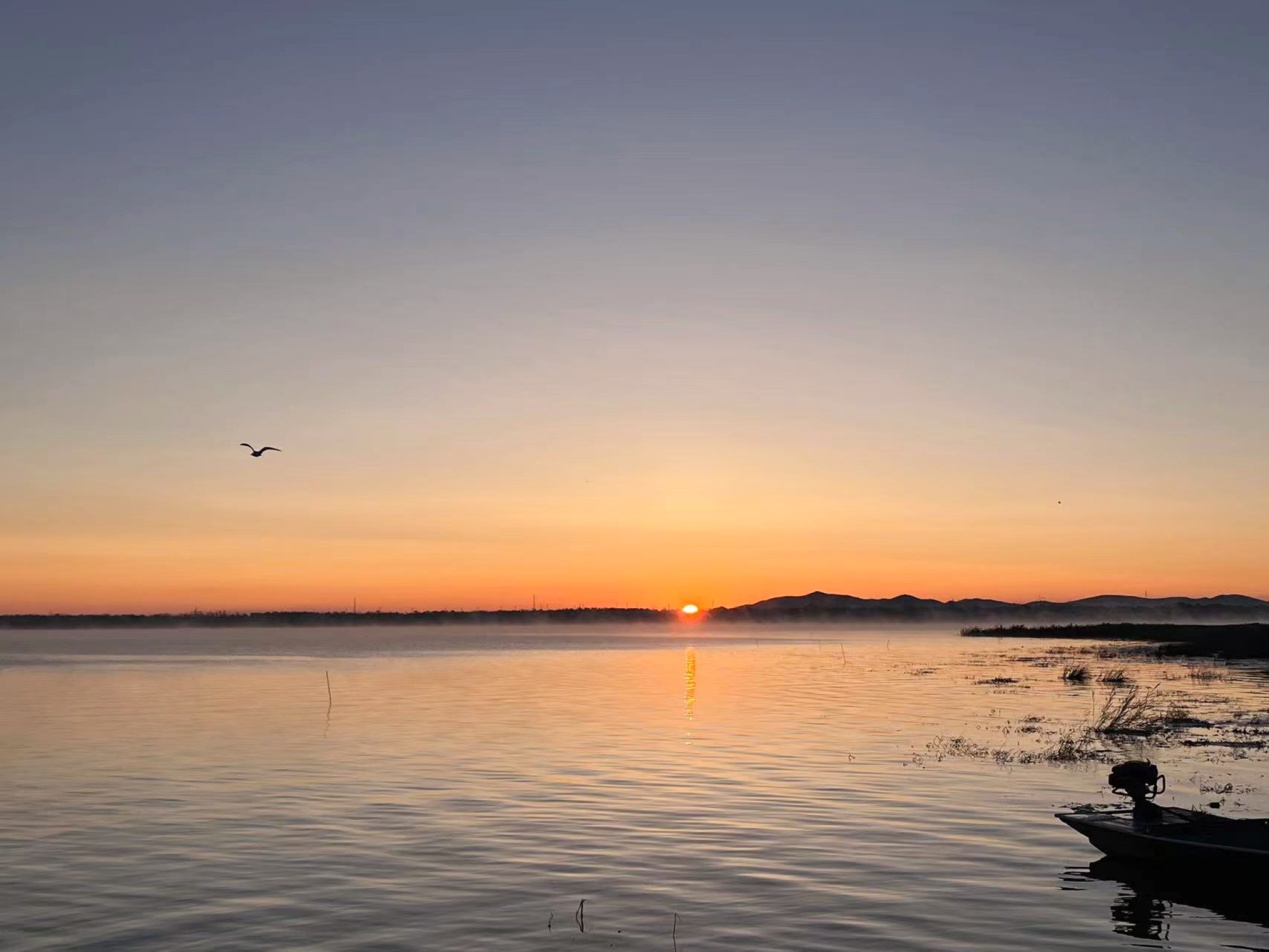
962, 622, 1269, 659
0, 608, 672, 629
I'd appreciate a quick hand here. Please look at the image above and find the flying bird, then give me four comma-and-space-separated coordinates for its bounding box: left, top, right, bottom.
240, 443, 281, 457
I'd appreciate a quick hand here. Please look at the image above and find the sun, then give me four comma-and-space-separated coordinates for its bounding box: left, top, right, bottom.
681, 604, 699, 615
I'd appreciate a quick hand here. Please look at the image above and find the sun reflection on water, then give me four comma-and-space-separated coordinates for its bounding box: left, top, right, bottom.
685, 647, 697, 723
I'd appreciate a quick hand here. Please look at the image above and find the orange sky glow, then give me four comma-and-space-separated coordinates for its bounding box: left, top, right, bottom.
5, 6, 1269, 614
4, 442, 1266, 613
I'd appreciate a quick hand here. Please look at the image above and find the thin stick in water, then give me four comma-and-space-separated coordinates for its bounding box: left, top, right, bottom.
326, 670, 333, 711
673, 912, 680, 952
575, 899, 585, 932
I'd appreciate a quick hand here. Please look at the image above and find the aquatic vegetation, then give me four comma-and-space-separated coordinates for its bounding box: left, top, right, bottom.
1009, 655, 1052, 666
922, 684, 1212, 767
924, 727, 1105, 765
1061, 663, 1090, 682
1043, 729, 1097, 763
1183, 737, 1267, 751
976, 676, 1022, 685
1066, 644, 1130, 660
1198, 780, 1236, 795
1190, 776, 1258, 814
1010, 716, 1049, 737
1012, 729, 1102, 764
1090, 685, 1189, 735
1097, 666, 1133, 685
924, 735, 995, 760
1187, 663, 1226, 681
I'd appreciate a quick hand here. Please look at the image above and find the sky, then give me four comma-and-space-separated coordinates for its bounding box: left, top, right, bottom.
4, 1, 1269, 612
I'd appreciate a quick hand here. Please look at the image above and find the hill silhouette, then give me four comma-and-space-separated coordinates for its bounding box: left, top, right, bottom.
708, 591, 1269, 623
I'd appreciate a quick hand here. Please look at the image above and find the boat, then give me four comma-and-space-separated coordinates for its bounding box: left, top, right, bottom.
1056, 761, 1269, 873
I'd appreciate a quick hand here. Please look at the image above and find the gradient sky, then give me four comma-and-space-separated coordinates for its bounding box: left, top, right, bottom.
4, 1, 1269, 612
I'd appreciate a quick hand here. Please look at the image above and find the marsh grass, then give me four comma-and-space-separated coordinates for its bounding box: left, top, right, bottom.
924, 727, 1104, 764
1091, 685, 1190, 735
1042, 730, 1095, 763
1061, 663, 1090, 682
922, 684, 1199, 766
1097, 666, 1133, 685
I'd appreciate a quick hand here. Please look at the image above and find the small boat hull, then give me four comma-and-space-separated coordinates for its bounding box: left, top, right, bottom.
1057, 808, 1269, 873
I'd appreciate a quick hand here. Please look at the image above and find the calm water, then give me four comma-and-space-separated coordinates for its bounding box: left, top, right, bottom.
2, 625, 1267, 951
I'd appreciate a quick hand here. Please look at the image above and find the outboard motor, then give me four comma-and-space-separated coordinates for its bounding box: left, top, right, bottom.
1109, 760, 1165, 816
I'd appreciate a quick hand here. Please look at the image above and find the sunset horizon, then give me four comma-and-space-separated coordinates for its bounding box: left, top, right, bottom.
7, 583, 1269, 617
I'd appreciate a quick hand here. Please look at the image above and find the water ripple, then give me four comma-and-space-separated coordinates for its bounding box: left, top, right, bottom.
2, 626, 1266, 950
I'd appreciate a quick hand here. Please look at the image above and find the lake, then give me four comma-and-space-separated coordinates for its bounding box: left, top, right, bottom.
2, 624, 1266, 950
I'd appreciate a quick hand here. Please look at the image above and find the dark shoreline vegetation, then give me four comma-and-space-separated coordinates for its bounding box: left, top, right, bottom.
962, 623, 1269, 660
0, 608, 672, 629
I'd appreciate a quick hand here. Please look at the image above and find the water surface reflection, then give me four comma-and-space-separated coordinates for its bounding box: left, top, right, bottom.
1, 626, 1266, 951
1065, 856, 1269, 941
685, 646, 697, 720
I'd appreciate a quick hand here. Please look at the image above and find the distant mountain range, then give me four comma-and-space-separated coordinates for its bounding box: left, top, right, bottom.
709, 591, 1269, 623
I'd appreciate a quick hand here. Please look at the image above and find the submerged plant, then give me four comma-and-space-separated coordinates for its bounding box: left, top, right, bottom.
1187, 663, 1226, 682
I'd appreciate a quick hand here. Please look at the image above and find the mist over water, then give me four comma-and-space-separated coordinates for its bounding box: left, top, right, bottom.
3, 625, 1266, 950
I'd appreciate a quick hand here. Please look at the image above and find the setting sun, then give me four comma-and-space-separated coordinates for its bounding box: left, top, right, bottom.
681, 604, 699, 615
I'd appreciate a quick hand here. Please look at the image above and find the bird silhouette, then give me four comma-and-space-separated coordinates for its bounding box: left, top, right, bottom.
240, 443, 281, 457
